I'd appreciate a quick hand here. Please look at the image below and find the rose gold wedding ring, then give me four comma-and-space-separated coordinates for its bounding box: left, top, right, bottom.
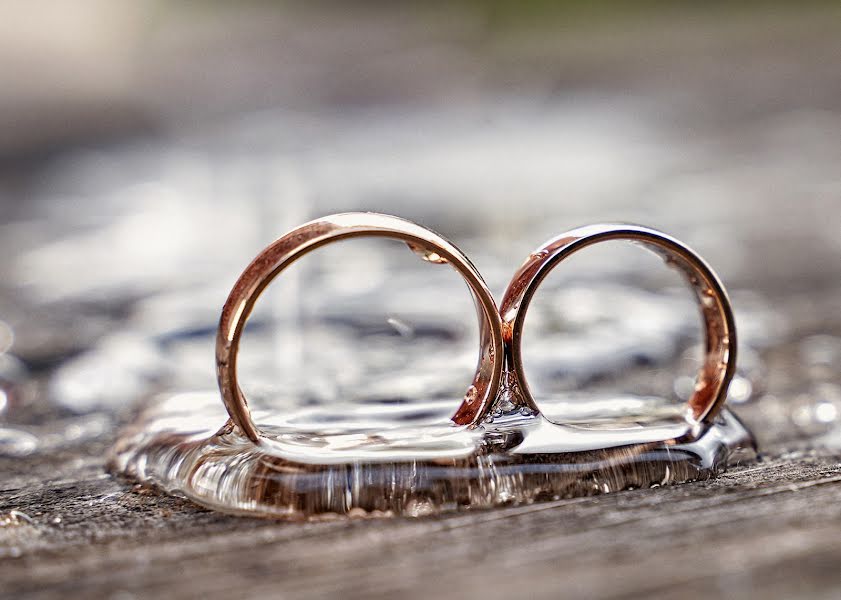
218, 216, 737, 444
500, 224, 737, 427
215, 212, 505, 443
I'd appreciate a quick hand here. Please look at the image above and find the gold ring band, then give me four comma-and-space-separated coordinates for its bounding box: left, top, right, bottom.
215, 212, 505, 442
499, 223, 736, 427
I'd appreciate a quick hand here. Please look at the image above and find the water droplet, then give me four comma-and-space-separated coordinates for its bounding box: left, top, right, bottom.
463, 385, 478, 404
0, 510, 34, 526
0, 427, 38, 457
791, 385, 841, 434
791, 404, 814, 430
727, 376, 753, 404
51, 516, 63, 525
404, 498, 435, 517
406, 243, 448, 264
814, 402, 838, 424
386, 317, 414, 338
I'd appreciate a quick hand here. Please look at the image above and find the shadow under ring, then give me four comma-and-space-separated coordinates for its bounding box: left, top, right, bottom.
215, 212, 505, 443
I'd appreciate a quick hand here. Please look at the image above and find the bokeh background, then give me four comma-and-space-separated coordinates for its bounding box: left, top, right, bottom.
1, 2, 840, 597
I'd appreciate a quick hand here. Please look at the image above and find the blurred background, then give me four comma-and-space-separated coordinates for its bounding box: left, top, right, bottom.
1, 0, 841, 532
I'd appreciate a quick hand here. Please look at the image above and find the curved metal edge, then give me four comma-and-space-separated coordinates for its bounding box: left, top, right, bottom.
215, 212, 505, 443
500, 223, 737, 430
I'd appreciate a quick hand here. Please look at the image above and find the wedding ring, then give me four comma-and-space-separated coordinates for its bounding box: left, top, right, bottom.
500, 224, 737, 426
216, 212, 504, 442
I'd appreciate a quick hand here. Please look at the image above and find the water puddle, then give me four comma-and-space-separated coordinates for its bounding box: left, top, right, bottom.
108, 218, 759, 520
110, 390, 755, 519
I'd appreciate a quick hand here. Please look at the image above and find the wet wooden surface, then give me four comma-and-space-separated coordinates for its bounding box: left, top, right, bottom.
3, 450, 841, 599
2, 284, 840, 600
2, 5, 841, 599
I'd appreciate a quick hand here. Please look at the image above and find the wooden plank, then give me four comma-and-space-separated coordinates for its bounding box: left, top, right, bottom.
2, 452, 841, 599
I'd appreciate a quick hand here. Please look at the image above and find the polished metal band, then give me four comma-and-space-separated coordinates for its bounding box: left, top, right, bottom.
499, 224, 736, 426
216, 212, 505, 443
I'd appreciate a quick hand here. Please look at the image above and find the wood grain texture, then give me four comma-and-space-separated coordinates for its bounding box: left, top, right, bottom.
3, 450, 841, 600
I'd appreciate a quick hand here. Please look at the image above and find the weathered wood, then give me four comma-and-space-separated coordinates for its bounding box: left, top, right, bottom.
3, 450, 841, 600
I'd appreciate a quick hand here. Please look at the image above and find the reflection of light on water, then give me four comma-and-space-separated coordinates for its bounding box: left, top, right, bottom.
814, 402, 838, 424
727, 376, 754, 404
0, 510, 34, 526
0, 427, 39, 457
49, 333, 161, 412
42, 273, 777, 415
13, 185, 262, 302
792, 383, 841, 436
0, 99, 806, 458
676, 374, 752, 405
110, 389, 755, 518
522, 283, 693, 388
673, 376, 696, 402
386, 317, 414, 338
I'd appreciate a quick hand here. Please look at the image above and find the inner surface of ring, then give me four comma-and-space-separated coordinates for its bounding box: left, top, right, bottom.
502, 228, 735, 431
216, 215, 504, 453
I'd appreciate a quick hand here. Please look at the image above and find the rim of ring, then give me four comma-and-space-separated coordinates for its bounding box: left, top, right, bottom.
216, 212, 506, 442
506, 225, 737, 427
